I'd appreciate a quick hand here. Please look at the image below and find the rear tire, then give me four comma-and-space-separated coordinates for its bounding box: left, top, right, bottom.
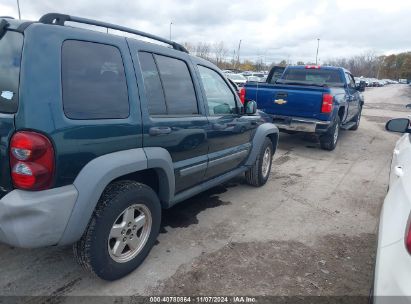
73, 181, 161, 281
245, 137, 273, 187
319, 116, 341, 151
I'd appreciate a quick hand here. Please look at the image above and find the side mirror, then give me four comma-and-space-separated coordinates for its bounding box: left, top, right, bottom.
245, 100, 257, 115
386, 118, 411, 133
356, 81, 366, 92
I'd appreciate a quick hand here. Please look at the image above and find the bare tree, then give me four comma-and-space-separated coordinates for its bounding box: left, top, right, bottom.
195, 42, 212, 61
213, 41, 228, 68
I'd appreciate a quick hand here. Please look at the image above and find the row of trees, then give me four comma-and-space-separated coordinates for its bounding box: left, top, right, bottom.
324, 52, 411, 79
182, 41, 270, 71
182, 41, 411, 80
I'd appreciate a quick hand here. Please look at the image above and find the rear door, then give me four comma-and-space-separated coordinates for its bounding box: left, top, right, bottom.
128, 41, 209, 193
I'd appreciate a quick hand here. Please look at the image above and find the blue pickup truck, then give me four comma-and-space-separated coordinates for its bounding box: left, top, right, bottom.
241, 65, 365, 150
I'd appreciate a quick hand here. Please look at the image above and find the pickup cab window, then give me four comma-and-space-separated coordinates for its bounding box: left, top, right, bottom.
281, 68, 344, 87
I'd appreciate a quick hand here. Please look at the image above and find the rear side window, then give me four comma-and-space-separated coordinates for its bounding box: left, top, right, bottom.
138, 52, 167, 115
0, 31, 23, 113
139, 52, 198, 116
281, 68, 344, 86
62, 40, 129, 119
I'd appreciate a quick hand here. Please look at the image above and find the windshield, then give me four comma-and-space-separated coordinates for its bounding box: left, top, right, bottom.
280, 68, 344, 87
0, 31, 23, 113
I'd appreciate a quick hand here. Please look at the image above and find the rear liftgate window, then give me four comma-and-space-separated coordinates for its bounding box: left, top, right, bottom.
0, 31, 23, 113
62, 40, 130, 119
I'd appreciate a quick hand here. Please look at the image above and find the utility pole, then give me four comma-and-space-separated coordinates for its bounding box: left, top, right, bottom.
169, 22, 173, 40
236, 40, 242, 69
16, 0, 21, 20
315, 38, 320, 65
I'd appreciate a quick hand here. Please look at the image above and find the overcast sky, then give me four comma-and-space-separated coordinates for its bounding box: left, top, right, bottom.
1, 0, 411, 64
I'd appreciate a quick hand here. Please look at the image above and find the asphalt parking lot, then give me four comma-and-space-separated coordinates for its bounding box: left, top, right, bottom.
0, 84, 410, 298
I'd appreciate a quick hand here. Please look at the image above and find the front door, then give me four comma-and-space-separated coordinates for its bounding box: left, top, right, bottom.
129, 41, 209, 193
345, 72, 360, 120
195, 64, 259, 180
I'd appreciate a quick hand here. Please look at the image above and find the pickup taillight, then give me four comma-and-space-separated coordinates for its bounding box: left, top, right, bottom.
10, 131, 55, 190
239, 87, 246, 104
321, 94, 333, 113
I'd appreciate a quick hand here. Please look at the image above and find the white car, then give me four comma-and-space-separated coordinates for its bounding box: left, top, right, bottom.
374, 116, 411, 303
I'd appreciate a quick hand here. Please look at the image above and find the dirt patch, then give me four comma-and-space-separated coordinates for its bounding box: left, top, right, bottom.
362, 115, 391, 124
152, 233, 376, 296
363, 102, 407, 112
274, 153, 292, 166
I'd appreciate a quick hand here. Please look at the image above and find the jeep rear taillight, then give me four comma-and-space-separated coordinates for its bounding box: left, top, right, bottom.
239, 87, 246, 104
10, 131, 55, 190
321, 93, 333, 113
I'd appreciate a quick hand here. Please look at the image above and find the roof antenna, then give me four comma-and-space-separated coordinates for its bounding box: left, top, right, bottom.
16, 0, 21, 20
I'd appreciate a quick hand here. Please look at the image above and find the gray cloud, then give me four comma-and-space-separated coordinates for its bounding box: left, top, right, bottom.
1, 0, 410, 63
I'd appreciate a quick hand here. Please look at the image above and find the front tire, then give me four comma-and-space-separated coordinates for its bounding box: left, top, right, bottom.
73, 181, 161, 281
319, 116, 341, 151
245, 137, 273, 187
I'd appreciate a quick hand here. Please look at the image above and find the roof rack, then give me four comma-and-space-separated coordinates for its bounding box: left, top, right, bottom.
39, 13, 189, 53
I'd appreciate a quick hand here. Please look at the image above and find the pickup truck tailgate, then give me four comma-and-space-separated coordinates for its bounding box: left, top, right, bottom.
254, 84, 326, 120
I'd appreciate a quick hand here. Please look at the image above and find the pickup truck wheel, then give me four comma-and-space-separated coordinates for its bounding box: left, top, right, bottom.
73, 181, 161, 281
349, 106, 362, 130
319, 116, 341, 151
245, 137, 273, 187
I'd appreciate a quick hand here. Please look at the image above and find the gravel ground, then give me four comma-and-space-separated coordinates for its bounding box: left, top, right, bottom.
0, 84, 410, 300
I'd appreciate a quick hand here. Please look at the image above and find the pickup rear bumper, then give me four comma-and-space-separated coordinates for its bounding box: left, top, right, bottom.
271, 115, 331, 133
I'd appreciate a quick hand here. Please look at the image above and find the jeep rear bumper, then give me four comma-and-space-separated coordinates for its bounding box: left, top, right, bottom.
271, 115, 331, 133
0, 185, 78, 248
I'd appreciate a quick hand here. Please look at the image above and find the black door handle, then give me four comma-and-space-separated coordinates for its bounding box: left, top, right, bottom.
149, 127, 172, 136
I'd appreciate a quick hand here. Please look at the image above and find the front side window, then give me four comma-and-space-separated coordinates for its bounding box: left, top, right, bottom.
62, 40, 129, 119
197, 66, 237, 115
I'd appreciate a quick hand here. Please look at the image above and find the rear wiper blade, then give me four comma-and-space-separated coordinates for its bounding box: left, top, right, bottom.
0, 19, 9, 40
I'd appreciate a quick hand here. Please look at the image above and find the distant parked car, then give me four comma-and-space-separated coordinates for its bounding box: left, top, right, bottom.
246, 76, 261, 82
373, 114, 411, 302
226, 73, 247, 87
